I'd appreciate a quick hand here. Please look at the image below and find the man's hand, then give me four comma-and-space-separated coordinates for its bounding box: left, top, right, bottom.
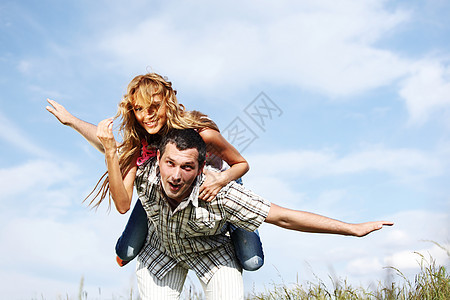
46, 99, 75, 126
350, 221, 394, 237
199, 168, 227, 202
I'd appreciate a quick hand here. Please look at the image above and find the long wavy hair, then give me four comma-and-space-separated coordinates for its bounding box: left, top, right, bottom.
86, 73, 219, 209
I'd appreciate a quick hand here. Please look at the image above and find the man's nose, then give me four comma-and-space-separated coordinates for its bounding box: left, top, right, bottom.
172, 167, 182, 181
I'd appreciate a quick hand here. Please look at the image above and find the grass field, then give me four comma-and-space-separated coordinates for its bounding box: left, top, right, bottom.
247, 247, 450, 300
48, 244, 450, 300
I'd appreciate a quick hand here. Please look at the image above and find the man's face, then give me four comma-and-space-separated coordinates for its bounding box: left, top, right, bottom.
157, 142, 202, 203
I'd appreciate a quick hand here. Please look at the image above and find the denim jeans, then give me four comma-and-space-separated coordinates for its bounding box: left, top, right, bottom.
228, 224, 264, 271
115, 199, 148, 261
115, 199, 265, 271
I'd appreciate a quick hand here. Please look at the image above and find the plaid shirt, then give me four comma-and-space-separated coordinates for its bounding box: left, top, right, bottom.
135, 157, 271, 284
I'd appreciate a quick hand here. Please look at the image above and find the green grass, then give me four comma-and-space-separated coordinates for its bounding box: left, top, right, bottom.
247, 247, 450, 300
38, 244, 450, 299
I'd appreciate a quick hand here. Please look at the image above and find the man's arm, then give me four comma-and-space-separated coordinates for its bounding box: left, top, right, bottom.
46, 99, 105, 153
265, 203, 393, 237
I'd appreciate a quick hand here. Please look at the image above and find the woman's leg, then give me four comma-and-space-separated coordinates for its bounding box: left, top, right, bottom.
229, 224, 264, 271
229, 178, 264, 271
115, 199, 148, 266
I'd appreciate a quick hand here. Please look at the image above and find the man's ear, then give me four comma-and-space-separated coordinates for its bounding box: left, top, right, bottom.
197, 162, 206, 176
157, 150, 161, 162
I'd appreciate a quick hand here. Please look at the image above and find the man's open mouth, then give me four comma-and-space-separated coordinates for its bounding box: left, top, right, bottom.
169, 182, 182, 191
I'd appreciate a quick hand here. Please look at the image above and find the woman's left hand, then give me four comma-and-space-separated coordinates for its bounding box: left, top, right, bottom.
97, 118, 117, 156
199, 169, 227, 202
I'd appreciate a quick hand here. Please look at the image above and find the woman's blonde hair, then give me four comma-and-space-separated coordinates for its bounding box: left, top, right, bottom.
86, 73, 219, 209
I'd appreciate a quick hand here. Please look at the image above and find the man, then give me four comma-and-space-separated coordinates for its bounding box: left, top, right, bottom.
134, 128, 393, 299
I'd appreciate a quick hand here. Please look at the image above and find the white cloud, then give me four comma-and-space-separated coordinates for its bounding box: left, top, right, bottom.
91, 0, 450, 127
345, 241, 450, 279
250, 209, 449, 291
0, 207, 137, 299
0, 136, 139, 298
400, 59, 450, 125
345, 210, 450, 278
10, 0, 449, 128
1, 217, 102, 269
0, 159, 81, 211
0, 271, 81, 300
346, 257, 384, 275
385, 243, 450, 270
383, 210, 449, 247
243, 175, 308, 207
0, 153, 99, 221
247, 145, 444, 181
94, 0, 411, 97
21, 0, 450, 126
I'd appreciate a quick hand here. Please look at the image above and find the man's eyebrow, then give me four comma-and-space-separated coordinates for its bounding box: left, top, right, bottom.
164, 155, 174, 161
163, 155, 193, 163
162, 153, 197, 166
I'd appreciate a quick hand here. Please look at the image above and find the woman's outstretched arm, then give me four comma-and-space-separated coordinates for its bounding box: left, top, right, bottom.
46, 99, 105, 153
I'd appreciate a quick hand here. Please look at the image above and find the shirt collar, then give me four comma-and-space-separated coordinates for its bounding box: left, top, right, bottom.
187, 173, 205, 208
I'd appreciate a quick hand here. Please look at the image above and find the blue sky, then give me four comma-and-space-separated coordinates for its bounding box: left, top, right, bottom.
1, 0, 449, 298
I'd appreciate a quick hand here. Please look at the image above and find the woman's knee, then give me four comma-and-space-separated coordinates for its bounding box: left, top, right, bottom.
115, 238, 139, 261
240, 255, 264, 271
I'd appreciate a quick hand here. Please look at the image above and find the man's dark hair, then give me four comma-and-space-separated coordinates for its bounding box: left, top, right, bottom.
159, 129, 207, 166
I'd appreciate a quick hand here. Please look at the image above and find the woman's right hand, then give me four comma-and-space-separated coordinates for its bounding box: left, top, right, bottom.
97, 118, 117, 156
46, 99, 75, 125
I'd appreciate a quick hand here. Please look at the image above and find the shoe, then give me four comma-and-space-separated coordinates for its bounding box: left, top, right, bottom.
116, 256, 130, 267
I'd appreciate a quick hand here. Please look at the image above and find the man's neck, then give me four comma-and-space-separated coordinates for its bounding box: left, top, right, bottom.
160, 186, 186, 211
166, 196, 180, 211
